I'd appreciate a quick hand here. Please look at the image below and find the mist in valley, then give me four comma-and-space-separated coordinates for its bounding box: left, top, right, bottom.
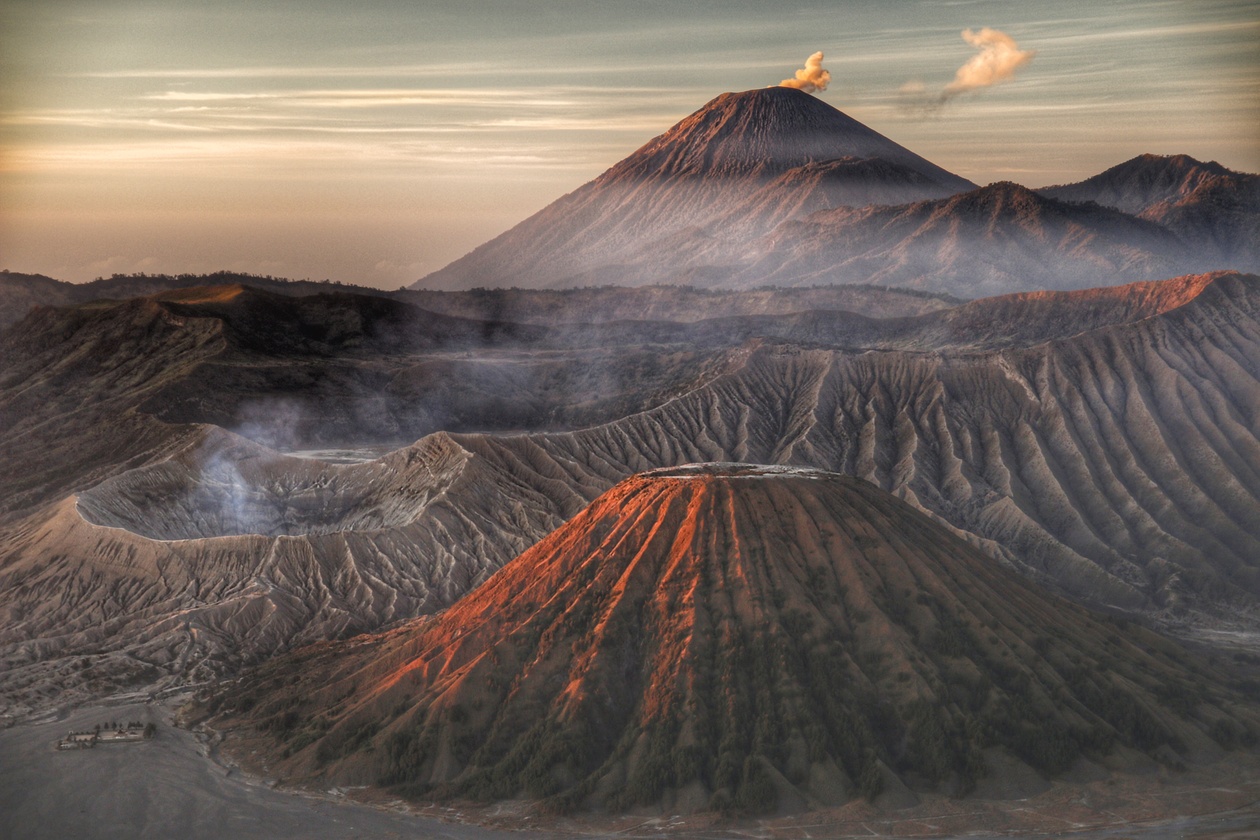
3, 7, 1260, 836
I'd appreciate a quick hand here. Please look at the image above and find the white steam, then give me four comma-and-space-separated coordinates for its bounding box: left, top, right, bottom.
943, 27, 1035, 98
778, 51, 831, 94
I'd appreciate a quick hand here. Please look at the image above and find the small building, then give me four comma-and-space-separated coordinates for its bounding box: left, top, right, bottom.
56, 722, 154, 751
56, 731, 98, 750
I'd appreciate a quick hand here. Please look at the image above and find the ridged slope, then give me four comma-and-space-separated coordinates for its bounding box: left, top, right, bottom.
1040, 154, 1243, 215
1041, 155, 1260, 269
1, 274, 1256, 714
595, 87, 967, 184
453, 273, 1260, 618
737, 182, 1190, 297
217, 466, 1255, 815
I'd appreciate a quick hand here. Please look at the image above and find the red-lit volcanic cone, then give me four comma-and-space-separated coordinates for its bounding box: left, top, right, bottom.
215, 464, 1255, 815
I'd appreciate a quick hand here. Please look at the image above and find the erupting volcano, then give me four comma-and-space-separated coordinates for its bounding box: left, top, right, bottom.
417, 87, 976, 291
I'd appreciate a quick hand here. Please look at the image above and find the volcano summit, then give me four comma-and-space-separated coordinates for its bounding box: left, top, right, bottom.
211, 465, 1254, 817
416, 88, 1259, 295
418, 87, 976, 291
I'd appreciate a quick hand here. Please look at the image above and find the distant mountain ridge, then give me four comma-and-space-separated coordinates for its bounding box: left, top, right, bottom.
735, 181, 1187, 298
0, 269, 963, 332
0, 270, 405, 331
412, 91, 1259, 295
1040, 153, 1249, 215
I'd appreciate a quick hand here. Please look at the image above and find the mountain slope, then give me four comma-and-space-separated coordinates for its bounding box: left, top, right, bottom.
415, 103, 1258, 295
1, 274, 1257, 718
458, 273, 1260, 617
213, 465, 1256, 816
417, 87, 974, 290
1040, 154, 1260, 270
734, 181, 1190, 297
1039, 154, 1252, 216
0, 270, 416, 332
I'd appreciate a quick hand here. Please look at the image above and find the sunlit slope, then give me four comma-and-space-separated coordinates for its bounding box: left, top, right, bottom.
460, 272, 1260, 619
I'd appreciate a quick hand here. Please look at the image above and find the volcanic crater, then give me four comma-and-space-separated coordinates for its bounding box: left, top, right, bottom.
75, 430, 462, 540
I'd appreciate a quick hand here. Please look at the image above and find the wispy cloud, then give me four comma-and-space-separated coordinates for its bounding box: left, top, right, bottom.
66, 57, 797, 81
139, 88, 582, 108
1029, 18, 1260, 46
0, 81, 695, 174
71, 64, 494, 80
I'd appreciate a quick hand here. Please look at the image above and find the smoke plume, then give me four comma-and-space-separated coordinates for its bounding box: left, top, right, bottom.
899, 27, 1035, 115
943, 28, 1035, 98
778, 51, 831, 93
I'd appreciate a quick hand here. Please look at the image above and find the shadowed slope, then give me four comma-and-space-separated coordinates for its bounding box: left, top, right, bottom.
737, 182, 1188, 297
1040, 154, 1260, 271
215, 466, 1256, 816
1039, 154, 1252, 216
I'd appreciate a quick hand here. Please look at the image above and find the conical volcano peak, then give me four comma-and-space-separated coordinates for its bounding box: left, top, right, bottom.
599, 87, 974, 187
1038, 152, 1255, 216
217, 465, 1254, 816
1080, 154, 1231, 190
415, 86, 974, 290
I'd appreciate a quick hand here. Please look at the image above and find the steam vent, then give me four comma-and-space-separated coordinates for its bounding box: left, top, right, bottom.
215, 464, 1255, 815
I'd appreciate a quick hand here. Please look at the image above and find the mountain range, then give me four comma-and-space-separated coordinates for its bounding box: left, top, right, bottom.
416, 88, 1258, 296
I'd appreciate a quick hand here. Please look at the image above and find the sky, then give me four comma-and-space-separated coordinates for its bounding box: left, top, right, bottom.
1, 0, 1257, 290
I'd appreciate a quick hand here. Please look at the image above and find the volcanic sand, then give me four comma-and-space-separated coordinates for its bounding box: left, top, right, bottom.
0, 700, 544, 840
1, 699, 1257, 839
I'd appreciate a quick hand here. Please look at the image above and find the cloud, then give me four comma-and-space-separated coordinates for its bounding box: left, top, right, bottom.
778, 51, 831, 94
943, 28, 1036, 98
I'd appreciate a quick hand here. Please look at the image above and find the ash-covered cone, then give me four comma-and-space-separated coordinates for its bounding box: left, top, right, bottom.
216, 464, 1255, 815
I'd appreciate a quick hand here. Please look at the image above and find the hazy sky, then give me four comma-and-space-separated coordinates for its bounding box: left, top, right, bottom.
2, 0, 1257, 289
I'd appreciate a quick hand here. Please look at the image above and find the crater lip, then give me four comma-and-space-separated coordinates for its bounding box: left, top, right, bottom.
73, 432, 468, 541
642, 462, 836, 479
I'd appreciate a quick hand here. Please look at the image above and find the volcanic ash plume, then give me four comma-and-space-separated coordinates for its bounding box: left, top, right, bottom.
779, 51, 831, 93
943, 27, 1035, 97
